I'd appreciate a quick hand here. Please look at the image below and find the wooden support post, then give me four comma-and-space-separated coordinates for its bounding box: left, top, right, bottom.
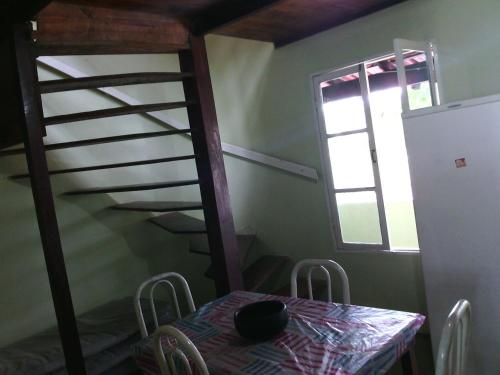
9, 23, 87, 374
179, 35, 244, 296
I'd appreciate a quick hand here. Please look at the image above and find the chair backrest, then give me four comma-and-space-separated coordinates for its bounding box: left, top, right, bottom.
135, 272, 196, 338
153, 325, 209, 375
290, 259, 350, 304
435, 299, 471, 375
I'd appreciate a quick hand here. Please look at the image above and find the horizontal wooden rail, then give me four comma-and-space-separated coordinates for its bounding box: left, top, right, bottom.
39, 72, 194, 93
44, 101, 194, 126
37, 57, 319, 181
0, 129, 190, 156
10, 155, 196, 179
64, 179, 199, 195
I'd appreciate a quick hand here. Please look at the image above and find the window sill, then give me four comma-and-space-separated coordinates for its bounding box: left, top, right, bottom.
334, 248, 420, 255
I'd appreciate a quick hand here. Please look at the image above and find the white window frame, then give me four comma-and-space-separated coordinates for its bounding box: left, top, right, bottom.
394, 39, 440, 113
313, 64, 389, 251
313, 41, 440, 252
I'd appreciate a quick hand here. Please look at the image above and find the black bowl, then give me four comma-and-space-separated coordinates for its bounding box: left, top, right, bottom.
234, 300, 289, 341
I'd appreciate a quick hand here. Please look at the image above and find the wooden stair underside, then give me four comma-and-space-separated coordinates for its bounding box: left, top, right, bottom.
44, 101, 194, 126
113, 201, 203, 212
149, 212, 206, 234
64, 179, 199, 195
34, 2, 191, 56
39, 72, 193, 93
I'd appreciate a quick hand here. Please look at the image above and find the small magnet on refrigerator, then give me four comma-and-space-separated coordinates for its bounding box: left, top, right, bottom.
455, 158, 467, 168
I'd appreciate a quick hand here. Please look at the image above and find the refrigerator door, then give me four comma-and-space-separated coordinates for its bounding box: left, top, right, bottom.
403, 100, 500, 374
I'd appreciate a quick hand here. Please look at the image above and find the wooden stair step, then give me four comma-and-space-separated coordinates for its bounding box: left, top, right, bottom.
64, 179, 198, 195
0, 129, 191, 157
149, 212, 206, 234
112, 201, 203, 212
39, 72, 194, 93
10, 155, 195, 179
44, 101, 194, 126
203, 234, 256, 278
243, 255, 289, 292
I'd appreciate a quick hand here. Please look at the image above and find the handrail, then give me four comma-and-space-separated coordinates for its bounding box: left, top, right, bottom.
37, 56, 319, 182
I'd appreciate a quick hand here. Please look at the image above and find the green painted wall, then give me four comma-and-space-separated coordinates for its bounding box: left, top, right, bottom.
206, 33, 428, 314
1, 0, 498, 358
206, 0, 500, 316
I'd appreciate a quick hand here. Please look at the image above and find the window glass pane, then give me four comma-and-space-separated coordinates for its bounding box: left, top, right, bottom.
336, 191, 382, 244
401, 50, 433, 110
366, 60, 420, 249
328, 132, 374, 189
321, 73, 367, 134
408, 80, 432, 110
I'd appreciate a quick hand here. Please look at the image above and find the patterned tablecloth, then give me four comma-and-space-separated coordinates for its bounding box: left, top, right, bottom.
133, 291, 425, 374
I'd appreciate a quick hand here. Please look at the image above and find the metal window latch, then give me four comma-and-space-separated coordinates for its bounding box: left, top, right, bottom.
370, 149, 377, 163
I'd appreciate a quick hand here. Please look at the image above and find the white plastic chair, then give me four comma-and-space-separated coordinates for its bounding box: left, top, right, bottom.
435, 299, 471, 375
290, 259, 350, 304
153, 325, 209, 375
135, 272, 196, 338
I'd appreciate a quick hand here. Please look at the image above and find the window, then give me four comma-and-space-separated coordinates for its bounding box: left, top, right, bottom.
313, 40, 439, 251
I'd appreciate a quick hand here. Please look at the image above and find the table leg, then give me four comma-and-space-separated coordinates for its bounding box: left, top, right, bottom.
401, 342, 419, 375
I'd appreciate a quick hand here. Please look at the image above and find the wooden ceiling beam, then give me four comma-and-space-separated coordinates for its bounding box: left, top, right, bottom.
34, 2, 190, 55
191, 0, 285, 36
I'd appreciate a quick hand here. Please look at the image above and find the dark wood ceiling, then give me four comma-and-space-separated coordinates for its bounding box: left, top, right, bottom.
52, 0, 406, 46
2, 0, 408, 54
216, 0, 407, 46
56, 0, 225, 20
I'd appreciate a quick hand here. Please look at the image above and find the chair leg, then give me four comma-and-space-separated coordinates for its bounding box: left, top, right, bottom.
401, 342, 419, 375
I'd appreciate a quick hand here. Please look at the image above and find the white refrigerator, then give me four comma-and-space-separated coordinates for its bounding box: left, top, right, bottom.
403, 96, 500, 374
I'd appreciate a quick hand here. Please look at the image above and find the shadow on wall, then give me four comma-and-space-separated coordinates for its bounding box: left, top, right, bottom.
0, 150, 215, 347
57, 189, 216, 309
0, 55, 216, 347
205, 35, 332, 264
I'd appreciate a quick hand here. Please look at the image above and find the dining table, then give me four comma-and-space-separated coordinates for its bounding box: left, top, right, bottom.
133, 290, 425, 374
